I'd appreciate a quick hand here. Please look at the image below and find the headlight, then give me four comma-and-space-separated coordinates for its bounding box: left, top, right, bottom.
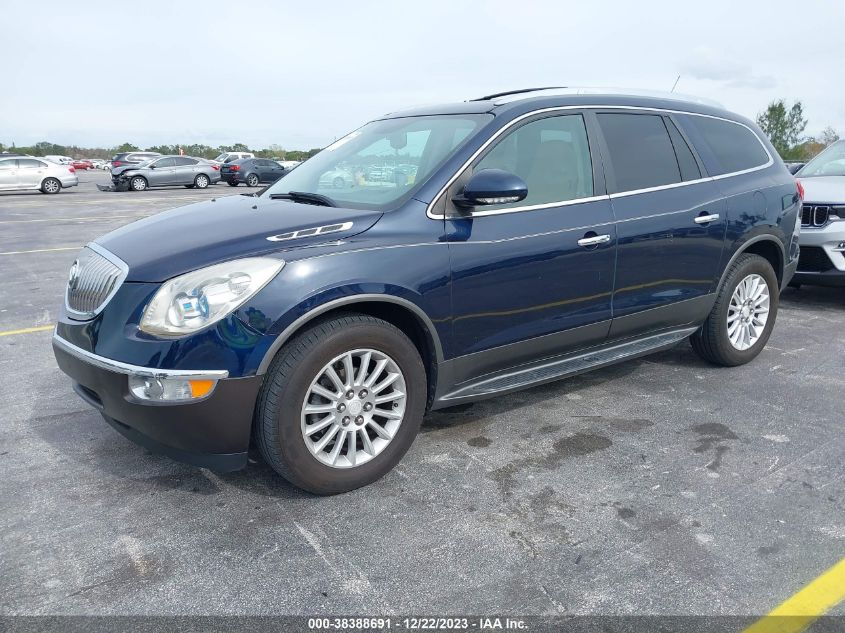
140, 258, 284, 336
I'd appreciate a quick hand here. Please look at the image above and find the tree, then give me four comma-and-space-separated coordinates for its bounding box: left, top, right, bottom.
756, 100, 807, 160
818, 126, 839, 147
113, 142, 140, 153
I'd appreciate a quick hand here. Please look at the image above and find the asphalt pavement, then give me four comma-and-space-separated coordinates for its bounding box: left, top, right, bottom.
1, 169, 843, 616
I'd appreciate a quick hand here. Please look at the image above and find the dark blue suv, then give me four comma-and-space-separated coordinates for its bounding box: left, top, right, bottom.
53, 89, 801, 494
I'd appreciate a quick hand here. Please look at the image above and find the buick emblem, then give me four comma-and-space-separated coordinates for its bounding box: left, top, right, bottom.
68, 261, 80, 290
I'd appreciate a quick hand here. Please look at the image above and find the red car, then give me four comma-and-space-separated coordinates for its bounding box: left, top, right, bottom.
71, 159, 93, 170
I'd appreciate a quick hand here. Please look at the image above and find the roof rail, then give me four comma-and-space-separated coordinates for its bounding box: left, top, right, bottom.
473, 86, 723, 108
470, 87, 569, 101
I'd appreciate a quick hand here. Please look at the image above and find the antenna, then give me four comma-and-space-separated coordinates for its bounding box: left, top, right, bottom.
670, 75, 681, 93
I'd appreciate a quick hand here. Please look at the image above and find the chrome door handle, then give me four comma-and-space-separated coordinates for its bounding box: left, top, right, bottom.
577, 234, 611, 247
694, 213, 720, 224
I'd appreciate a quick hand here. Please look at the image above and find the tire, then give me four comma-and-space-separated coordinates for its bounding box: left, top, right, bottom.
194, 174, 209, 189
40, 178, 61, 194
333, 176, 345, 189
129, 176, 147, 191
691, 253, 779, 366
246, 174, 259, 187
255, 313, 427, 495
227, 181, 239, 187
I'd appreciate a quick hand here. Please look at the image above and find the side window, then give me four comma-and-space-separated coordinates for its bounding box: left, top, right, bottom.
471, 114, 594, 210
665, 118, 701, 181
154, 158, 176, 168
0, 159, 16, 170
174, 157, 197, 166
686, 116, 769, 175
18, 159, 45, 168
597, 113, 681, 193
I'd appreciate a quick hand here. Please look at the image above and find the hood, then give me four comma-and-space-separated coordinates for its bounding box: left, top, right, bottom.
96, 194, 383, 282
797, 175, 845, 204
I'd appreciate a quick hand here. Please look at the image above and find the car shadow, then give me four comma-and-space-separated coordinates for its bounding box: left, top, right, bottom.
780, 285, 845, 310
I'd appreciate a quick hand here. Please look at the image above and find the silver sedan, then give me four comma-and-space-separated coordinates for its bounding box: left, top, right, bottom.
107, 156, 221, 191
0, 156, 79, 194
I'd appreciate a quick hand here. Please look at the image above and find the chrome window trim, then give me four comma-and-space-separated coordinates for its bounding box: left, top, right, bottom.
426, 105, 774, 220
53, 332, 229, 380
64, 242, 130, 321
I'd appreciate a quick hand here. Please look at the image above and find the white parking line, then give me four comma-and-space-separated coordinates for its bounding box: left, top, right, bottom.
0, 246, 79, 255
0, 215, 149, 224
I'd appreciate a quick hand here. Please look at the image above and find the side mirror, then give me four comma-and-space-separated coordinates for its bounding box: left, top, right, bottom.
452, 169, 528, 208
149, 164, 156, 169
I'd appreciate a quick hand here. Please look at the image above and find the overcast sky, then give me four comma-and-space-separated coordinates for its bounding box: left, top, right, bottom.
2, 0, 843, 150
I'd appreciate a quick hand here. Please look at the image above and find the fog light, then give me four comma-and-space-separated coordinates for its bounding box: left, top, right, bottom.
128, 375, 218, 402
834, 242, 845, 252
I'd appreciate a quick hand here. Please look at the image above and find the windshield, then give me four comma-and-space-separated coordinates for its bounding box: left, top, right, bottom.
799, 140, 845, 177
213, 153, 228, 162
263, 114, 491, 210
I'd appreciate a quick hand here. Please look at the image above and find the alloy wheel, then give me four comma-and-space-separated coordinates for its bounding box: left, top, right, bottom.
727, 273, 770, 351
300, 348, 406, 469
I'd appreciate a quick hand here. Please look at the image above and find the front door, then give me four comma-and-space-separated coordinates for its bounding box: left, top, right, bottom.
0, 159, 19, 190
592, 110, 727, 339
148, 157, 178, 186
445, 111, 616, 382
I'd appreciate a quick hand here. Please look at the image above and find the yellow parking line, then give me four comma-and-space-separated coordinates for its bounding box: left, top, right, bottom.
0, 324, 54, 337
743, 557, 845, 633
0, 246, 79, 255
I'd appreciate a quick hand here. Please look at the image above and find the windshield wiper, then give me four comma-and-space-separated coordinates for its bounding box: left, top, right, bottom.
269, 191, 337, 207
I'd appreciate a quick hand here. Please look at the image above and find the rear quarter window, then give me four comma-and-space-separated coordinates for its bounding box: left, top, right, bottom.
684, 116, 770, 175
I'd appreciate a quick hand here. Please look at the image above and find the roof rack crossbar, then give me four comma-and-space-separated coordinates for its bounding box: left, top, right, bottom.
470, 86, 569, 102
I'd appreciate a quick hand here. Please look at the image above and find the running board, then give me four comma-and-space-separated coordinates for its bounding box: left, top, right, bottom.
437, 327, 698, 405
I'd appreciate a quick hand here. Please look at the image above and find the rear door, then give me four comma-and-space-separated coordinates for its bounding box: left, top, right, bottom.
593, 110, 727, 339
16, 158, 48, 188
173, 157, 199, 183
445, 111, 616, 381
0, 159, 18, 190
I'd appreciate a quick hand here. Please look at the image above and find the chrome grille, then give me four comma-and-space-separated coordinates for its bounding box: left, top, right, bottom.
65, 245, 128, 319
801, 204, 830, 228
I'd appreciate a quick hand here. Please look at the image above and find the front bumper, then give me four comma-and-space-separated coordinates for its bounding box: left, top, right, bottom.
52, 333, 261, 471
795, 220, 845, 286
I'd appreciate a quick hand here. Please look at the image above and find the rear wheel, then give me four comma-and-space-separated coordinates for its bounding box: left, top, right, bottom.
246, 173, 259, 187
691, 253, 779, 366
40, 178, 61, 194
129, 176, 147, 191
255, 313, 426, 495
194, 174, 209, 189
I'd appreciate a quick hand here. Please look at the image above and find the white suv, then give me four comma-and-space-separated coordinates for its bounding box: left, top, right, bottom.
212, 151, 254, 165
794, 140, 845, 287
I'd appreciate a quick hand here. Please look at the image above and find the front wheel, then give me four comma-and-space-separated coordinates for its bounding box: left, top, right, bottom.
246, 174, 259, 187
691, 253, 779, 366
255, 314, 426, 495
129, 176, 147, 191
